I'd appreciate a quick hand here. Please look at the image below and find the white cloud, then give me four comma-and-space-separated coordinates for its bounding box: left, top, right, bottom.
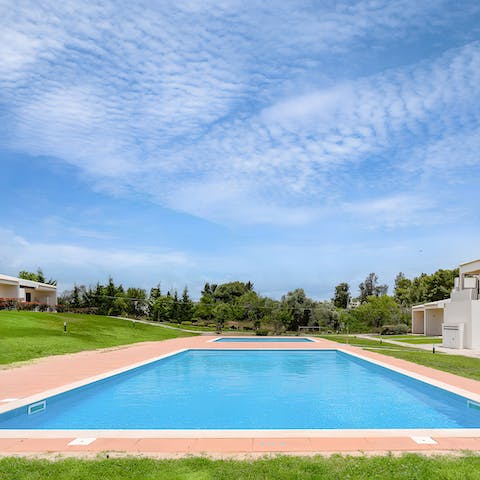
0, 228, 190, 290
407, 130, 480, 176
1, 1, 480, 227
342, 194, 435, 228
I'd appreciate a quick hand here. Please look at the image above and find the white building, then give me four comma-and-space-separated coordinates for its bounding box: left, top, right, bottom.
411, 259, 480, 349
0, 274, 57, 306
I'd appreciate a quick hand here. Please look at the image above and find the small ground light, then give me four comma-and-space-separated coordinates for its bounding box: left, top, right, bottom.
63, 321, 67, 334
432, 344, 436, 354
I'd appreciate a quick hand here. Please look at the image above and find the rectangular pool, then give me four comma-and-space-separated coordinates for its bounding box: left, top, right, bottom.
214, 337, 315, 342
1, 349, 480, 430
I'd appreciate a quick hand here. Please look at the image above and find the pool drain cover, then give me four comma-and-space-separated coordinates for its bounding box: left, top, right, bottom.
410, 436, 437, 445
68, 438, 97, 446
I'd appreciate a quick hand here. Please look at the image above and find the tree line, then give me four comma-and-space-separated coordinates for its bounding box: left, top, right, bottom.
52, 266, 458, 334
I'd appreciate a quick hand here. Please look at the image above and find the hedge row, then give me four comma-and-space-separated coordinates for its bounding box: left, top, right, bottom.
0, 298, 56, 312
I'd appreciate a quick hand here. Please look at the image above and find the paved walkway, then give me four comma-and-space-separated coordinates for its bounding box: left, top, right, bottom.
1, 336, 480, 456
113, 316, 210, 334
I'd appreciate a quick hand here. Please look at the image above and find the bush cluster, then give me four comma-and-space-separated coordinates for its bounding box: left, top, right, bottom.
380, 323, 410, 335
0, 298, 56, 312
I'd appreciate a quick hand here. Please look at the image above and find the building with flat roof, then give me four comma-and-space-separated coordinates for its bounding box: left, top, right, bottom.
411, 259, 480, 349
0, 274, 57, 306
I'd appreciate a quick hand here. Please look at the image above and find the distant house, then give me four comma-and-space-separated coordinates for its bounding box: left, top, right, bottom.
412, 259, 480, 349
0, 274, 57, 306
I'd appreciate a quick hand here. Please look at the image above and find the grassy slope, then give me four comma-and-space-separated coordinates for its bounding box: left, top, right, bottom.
0, 311, 194, 365
321, 334, 480, 381
1, 455, 480, 480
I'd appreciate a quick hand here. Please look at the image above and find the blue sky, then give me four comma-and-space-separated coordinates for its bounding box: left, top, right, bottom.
1, 0, 480, 300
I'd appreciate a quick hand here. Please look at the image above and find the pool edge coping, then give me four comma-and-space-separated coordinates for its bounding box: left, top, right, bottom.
208, 337, 319, 343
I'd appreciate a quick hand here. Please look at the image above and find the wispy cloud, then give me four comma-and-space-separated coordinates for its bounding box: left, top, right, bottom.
1, 0, 480, 227
340, 194, 466, 229
0, 228, 191, 290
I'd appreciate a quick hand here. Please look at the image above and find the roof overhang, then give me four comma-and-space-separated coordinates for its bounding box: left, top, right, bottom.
412, 298, 450, 311
459, 259, 480, 276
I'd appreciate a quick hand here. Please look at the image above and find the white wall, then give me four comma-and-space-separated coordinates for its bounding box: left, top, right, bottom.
445, 290, 473, 348
0, 284, 18, 298
471, 300, 480, 349
412, 310, 425, 334
425, 308, 443, 336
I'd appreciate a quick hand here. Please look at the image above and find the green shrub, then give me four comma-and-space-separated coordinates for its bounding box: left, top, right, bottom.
380, 323, 410, 335
180, 321, 192, 326
0, 298, 18, 310
17, 301, 40, 311
255, 329, 269, 336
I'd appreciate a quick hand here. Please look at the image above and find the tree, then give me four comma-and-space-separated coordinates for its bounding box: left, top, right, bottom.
350, 295, 405, 329
393, 268, 458, 307
194, 286, 215, 323
332, 282, 350, 309
171, 290, 180, 323
148, 285, 162, 321
280, 288, 316, 331
213, 303, 231, 332
424, 269, 458, 303
213, 281, 252, 303
150, 294, 174, 322
394, 272, 413, 307
239, 290, 264, 331
18, 268, 56, 285
358, 273, 388, 303
178, 287, 194, 323
100, 276, 117, 314
126, 288, 147, 317
314, 301, 339, 331
194, 296, 215, 323
71, 285, 81, 308
268, 306, 291, 334
18, 270, 38, 281
201, 282, 216, 297
36, 268, 46, 283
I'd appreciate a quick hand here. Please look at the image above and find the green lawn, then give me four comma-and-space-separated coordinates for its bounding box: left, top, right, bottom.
164, 322, 218, 332
379, 335, 443, 344
0, 311, 195, 365
321, 334, 480, 382
164, 322, 260, 334
364, 348, 480, 381
319, 334, 391, 348
1, 455, 480, 480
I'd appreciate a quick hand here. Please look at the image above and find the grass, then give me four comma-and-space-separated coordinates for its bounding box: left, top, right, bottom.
390, 337, 443, 344
1, 455, 480, 480
164, 322, 218, 332
0, 311, 195, 365
164, 322, 261, 334
374, 335, 443, 344
364, 348, 480, 381
321, 334, 480, 382
319, 334, 392, 348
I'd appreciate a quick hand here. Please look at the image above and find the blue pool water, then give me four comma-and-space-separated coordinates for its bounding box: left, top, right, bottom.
1, 350, 480, 430
215, 337, 314, 342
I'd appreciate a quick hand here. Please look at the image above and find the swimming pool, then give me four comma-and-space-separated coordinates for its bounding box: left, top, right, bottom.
213, 337, 315, 342
1, 349, 480, 430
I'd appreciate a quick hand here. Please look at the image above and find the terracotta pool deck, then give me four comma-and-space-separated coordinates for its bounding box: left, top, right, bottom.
1, 335, 480, 457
